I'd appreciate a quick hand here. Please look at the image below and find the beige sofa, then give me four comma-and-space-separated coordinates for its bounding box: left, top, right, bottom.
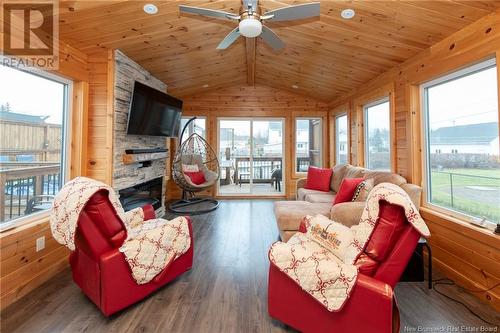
274, 164, 422, 241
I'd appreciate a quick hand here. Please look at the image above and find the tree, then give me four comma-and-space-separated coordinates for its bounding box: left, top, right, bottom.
0, 103, 12, 112
371, 128, 384, 152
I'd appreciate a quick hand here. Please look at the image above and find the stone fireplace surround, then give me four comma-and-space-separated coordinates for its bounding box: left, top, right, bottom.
112, 50, 169, 216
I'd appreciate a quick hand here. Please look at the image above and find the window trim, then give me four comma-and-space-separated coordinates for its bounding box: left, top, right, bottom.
0, 68, 72, 232
334, 113, 348, 165
363, 96, 391, 171
420, 57, 498, 226
294, 117, 323, 175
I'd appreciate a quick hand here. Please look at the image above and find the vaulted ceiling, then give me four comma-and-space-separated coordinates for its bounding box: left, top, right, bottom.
57, 0, 500, 101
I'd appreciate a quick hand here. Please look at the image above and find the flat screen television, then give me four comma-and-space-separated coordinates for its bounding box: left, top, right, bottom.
126, 81, 183, 137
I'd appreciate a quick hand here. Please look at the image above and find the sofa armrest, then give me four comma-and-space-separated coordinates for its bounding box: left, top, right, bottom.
354, 273, 393, 303
330, 202, 365, 227
400, 183, 422, 209
295, 178, 307, 199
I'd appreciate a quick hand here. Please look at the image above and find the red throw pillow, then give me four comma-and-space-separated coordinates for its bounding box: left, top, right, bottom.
184, 171, 206, 185
334, 178, 364, 204
304, 166, 333, 192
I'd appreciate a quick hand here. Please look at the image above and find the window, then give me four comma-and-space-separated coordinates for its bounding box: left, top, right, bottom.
335, 114, 348, 164
0, 66, 70, 229
422, 58, 499, 224
180, 117, 206, 143
364, 98, 391, 170
295, 118, 322, 172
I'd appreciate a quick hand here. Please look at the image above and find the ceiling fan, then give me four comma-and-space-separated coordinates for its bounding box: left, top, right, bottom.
179, 0, 320, 50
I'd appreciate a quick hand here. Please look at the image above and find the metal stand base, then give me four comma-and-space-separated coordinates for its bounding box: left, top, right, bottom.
168, 197, 219, 215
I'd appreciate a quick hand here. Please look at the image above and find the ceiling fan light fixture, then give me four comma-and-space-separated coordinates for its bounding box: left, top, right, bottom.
143, 4, 158, 15
341, 8, 355, 19
239, 18, 262, 38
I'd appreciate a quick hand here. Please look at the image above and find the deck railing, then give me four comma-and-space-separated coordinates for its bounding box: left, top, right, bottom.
233, 157, 283, 184
0, 163, 61, 223
296, 157, 311, 172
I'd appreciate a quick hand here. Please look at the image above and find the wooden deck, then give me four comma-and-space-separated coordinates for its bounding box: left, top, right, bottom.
1, 200, 498, 333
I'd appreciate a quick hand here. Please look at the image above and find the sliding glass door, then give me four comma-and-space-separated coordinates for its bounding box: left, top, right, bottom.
219, 120, 251, 194
218, 118, 285, 196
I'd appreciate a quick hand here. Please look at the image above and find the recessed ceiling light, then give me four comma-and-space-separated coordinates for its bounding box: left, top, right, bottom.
341, 9, 355, 19
143, 4, 158, 15
292, 84, 299, 89
202, 84, 209, 88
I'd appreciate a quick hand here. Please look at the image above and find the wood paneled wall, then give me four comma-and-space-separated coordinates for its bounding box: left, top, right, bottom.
329, 10, 500, 311
86, 50, 115, 185
167, 85, 329, 200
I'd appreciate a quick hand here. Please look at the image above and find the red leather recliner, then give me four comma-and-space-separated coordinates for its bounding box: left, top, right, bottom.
268, 200, 420, 333
69, 190, 194, 316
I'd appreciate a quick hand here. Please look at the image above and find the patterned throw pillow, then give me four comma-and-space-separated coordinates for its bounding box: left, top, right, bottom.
305, 214, 353, 259
352, 178, 375, 202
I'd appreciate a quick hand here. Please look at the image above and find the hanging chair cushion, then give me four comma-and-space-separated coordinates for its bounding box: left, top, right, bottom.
184, 171, 206, 185
182, 164, 199, 172
172, 133, 220, 192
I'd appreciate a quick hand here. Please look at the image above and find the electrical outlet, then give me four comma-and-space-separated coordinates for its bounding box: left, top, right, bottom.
36, 236, 45, 252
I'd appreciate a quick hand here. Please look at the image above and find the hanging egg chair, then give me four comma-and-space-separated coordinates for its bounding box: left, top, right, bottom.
169, 117, 220, 214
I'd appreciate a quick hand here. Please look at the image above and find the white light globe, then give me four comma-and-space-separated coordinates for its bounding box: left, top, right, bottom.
239, 18, 262, 38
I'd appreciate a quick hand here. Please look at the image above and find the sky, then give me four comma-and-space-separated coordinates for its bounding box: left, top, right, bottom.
366, 100, 390, 131
427, 65, 498, 130
0, 65, 65, 124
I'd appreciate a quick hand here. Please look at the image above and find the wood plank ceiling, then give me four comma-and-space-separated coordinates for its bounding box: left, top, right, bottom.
57, 0, 500, 101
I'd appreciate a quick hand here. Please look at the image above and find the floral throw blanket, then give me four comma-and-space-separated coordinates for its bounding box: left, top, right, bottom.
269, 183, 430, 311
50, 177, 191, 284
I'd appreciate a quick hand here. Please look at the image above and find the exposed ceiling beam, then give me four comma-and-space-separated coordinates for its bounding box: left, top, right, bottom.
245, 37, 256, 86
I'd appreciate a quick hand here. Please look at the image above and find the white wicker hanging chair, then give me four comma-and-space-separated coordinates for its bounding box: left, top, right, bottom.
169, 119, 220, 214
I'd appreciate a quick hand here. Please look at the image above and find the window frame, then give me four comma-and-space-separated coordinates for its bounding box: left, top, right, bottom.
294, 117, 323, 174
363, 96, 391, 171
0, 68, 72, 232
420, 57, 498, 226
216, 117, 286, 197
335, 113, 348, 165
180, 116, 207, 142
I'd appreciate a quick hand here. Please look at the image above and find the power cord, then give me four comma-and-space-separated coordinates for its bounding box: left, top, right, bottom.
431, 278, 500, 327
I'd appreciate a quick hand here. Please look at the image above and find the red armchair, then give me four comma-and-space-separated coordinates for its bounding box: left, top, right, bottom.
69, 190, 194, 316
268, 200, 420, 333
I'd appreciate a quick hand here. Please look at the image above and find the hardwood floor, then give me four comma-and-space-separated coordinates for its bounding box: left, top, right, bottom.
1, 200, 499, 333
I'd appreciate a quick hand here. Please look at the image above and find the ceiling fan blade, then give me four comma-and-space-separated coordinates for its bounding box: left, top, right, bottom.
217, 27, 241, 49
260, 26, 285, 50
179, 5, 238, 20
262, 2, 320, 22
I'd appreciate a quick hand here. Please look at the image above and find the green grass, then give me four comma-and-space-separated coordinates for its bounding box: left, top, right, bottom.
429, 168, 500, 222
